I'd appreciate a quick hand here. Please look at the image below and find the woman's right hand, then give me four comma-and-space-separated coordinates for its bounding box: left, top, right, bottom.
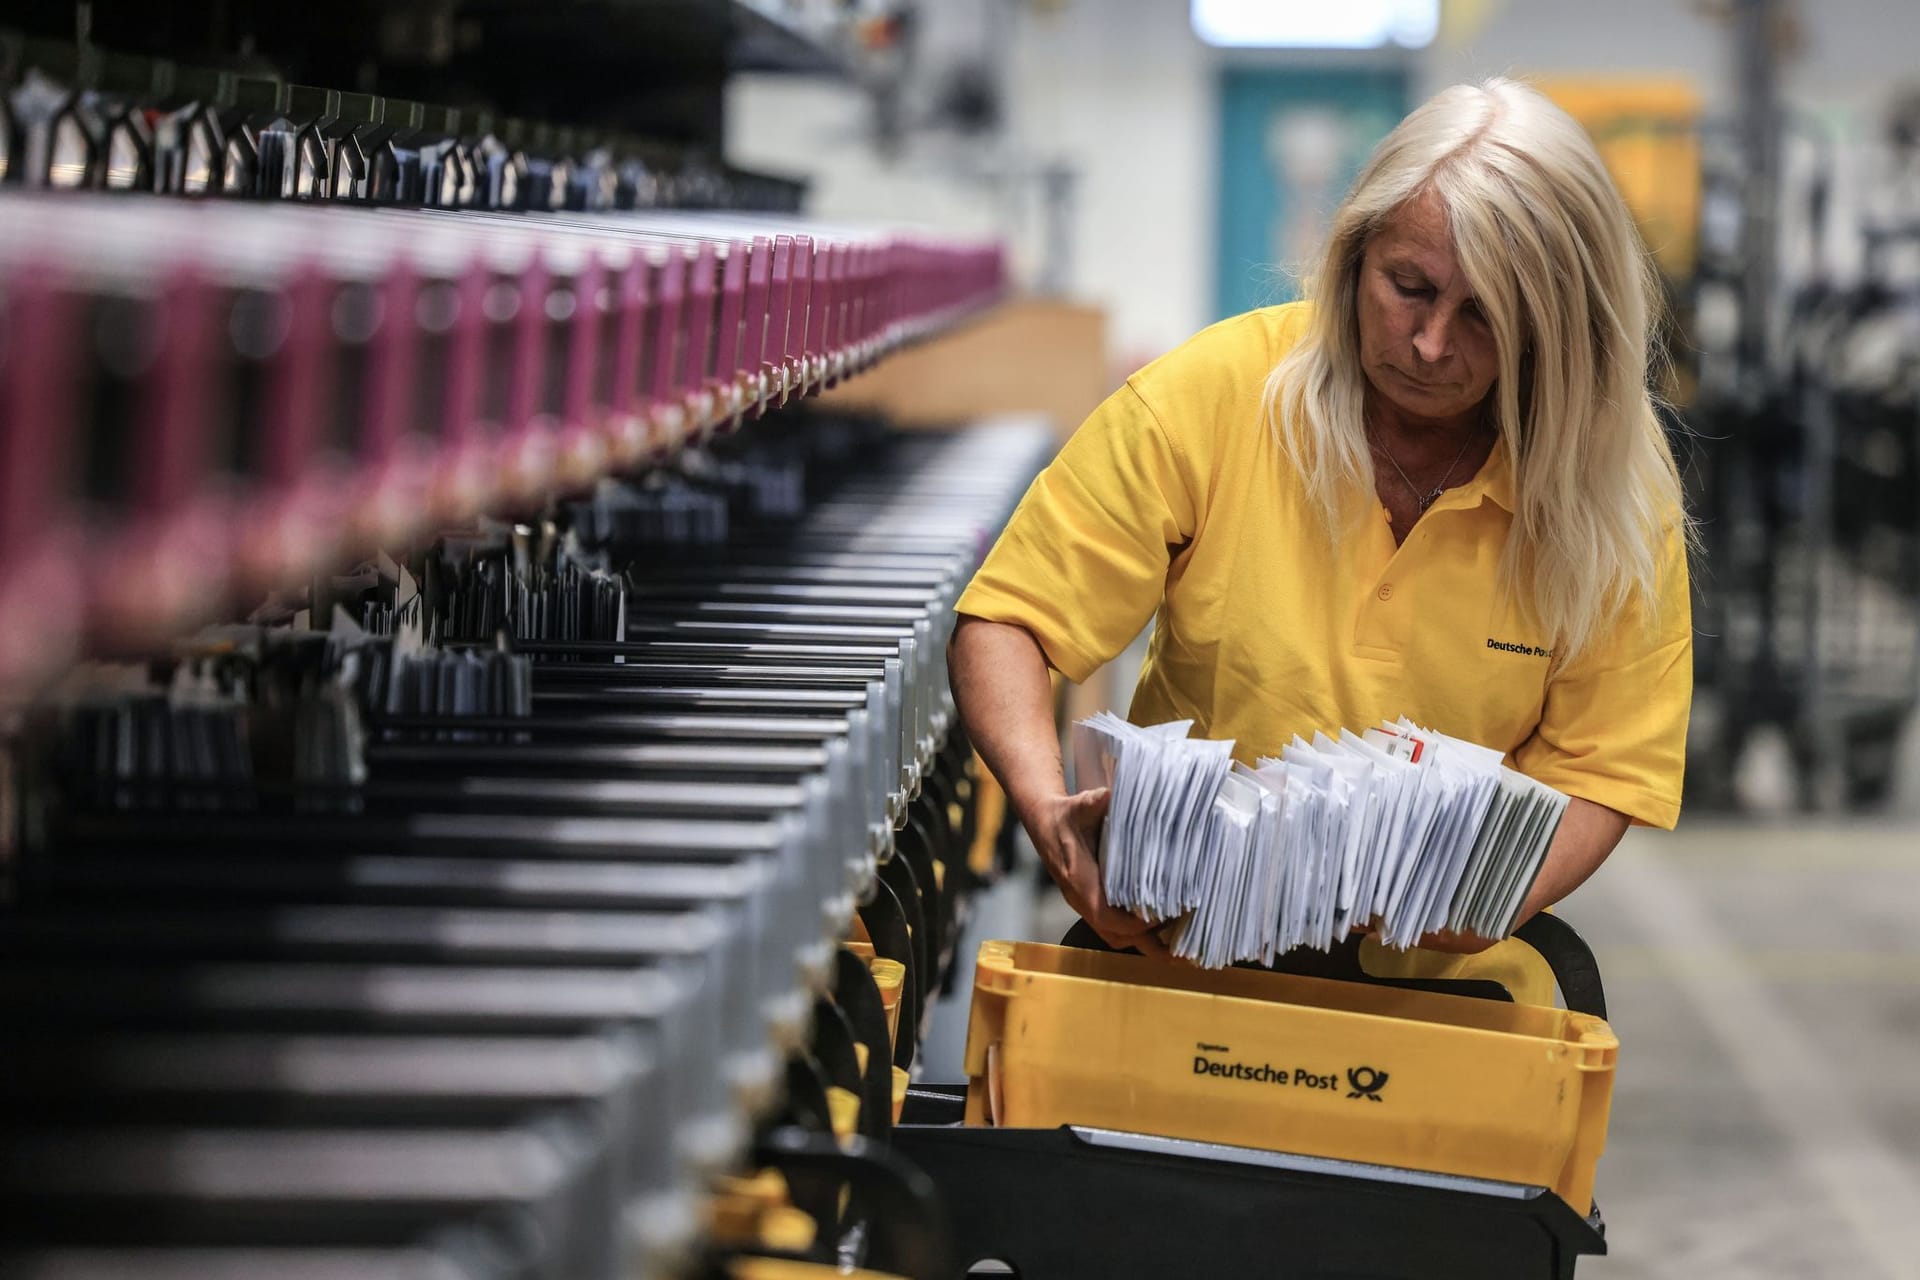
1031, 787, 1171, 958
945, 616, 1170, 959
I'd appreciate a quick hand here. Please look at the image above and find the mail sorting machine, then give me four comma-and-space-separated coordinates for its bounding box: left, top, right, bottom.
0, 416, 1057, 1280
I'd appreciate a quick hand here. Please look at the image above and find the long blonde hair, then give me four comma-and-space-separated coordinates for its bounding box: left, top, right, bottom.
1267, 77, 1688, 664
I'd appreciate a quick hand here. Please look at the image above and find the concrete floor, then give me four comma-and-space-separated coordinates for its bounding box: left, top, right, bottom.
926, 819, 1920, 1280
1566, 822, 1920, 1280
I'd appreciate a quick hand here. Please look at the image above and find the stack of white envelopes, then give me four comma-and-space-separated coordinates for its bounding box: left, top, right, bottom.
1072, 713, 1570, 969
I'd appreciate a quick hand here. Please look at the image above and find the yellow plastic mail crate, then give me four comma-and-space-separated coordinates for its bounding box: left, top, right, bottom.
961, 940, 1618, 1215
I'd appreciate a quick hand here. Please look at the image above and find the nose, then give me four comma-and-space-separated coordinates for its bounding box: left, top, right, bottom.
1412, 311, 1452, 366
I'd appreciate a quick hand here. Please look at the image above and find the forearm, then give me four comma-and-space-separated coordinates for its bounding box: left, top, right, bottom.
1417, 796, 1627, 953
950, 613, 1169, 954
1517, 796, 1629, 922
948, 614, 1069, 826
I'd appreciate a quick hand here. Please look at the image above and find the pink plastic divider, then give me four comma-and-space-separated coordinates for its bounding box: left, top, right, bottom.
744, 236, 772, 375
606, 253, 651, 462
822, 240, 841, 373
0, 269, 76, 561
98, 266, 227, 648
710, 239, 751, 435
611, 254, 649, 417
555, 252, 608, 484
649, 246, 688, 409
506, 256, 551, 439
563, 254, 606, 432
830, 242, 851, 362
854, 243, 876, 357
498, 254, 556, 496
235, 266, 339, 588
137, 268, 224, 521
753, 234, 794, 421
714, 238, 748, 391
804, 238, 833, 368
361, 263, 422, 469
683, 240, 717, 412
442, 263, 488, 457
0, 267, 84, 685
786, 235, 814, 382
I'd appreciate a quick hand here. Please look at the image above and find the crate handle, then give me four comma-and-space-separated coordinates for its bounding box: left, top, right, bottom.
1569, 1016, 1620, 1072
1514, 913, 1608, 1019
985, 1041, 1005, 1125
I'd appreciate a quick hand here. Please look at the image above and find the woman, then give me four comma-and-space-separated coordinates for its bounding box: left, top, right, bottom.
949, 79, 1692, 999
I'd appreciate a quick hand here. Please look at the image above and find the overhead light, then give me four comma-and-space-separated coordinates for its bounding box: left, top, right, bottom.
1190, 0, 1439, 49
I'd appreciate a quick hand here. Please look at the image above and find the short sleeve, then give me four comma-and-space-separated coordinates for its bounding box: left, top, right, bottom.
954, 381, 1198, 683
1511, 526, 1693, 828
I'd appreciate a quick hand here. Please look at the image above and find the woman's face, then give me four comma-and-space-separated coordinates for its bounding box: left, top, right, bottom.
1355, 188, 1501, 428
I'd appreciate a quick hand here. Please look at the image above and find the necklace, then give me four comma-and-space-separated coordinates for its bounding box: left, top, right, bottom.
1374, 428, 1479, 515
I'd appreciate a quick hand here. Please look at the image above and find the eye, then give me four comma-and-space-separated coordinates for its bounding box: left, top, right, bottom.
1460, 299, 1488, 325
1391, 275, 1431, 300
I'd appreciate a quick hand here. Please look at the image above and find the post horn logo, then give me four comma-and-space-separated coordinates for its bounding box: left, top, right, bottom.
1346, 1066, 1389, 1101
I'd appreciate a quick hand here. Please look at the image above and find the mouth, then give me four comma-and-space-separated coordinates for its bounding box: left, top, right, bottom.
1390, 367, 1454, 393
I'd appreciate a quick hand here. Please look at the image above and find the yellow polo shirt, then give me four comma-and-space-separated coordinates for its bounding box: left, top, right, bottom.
958, 303, 1692, 1002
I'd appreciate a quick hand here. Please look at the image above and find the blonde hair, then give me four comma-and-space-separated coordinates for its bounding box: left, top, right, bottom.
1267, 77, 1689, 664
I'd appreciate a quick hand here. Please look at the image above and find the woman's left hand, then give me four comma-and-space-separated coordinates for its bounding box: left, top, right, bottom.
1407, 799, 1631, 954
1411, 927, 1500, 954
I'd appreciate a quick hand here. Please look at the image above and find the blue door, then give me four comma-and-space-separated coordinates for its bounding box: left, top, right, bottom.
1215, 68, 1409, 320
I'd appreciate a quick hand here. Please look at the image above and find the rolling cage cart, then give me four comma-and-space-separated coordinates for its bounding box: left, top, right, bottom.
895, 915, 1613, 1280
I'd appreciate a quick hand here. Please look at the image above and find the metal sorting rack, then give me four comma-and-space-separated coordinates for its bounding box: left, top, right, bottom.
0, 417, 1057, 1279
1687, 123, 1920, 809
0, 30, 812, 208
0, 193, 1006, 703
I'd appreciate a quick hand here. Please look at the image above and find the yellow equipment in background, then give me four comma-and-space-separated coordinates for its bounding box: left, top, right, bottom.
1540, 77, 1705, 284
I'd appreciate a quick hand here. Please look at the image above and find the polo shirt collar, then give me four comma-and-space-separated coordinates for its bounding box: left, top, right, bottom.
1451, 442, 1515, 513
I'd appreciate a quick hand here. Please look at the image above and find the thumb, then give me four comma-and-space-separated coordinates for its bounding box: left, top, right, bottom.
1067, 786, 1111, 821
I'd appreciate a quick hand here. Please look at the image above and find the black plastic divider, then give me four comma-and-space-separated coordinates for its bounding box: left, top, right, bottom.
877, 856, 932, 1034
833, 949, 897, 1143
859, 878, 920, 1073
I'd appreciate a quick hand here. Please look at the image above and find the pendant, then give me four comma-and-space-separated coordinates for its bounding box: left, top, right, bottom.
1418, 487, 1443, 513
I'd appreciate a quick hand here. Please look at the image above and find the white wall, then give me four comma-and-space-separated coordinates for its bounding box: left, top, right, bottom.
728, 0, 1920, 371
1428, 0, 1920, 119
1000, 0, 1215, 369
1419, 0, 1728, 102
728, 0, 1217, 368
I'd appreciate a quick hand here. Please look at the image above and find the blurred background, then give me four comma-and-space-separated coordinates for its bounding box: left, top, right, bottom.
2, 1, 1919, 1278
745, 0, 1920, 817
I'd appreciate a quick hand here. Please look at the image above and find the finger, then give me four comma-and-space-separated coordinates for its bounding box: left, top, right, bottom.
1415, 928, 1495, 954
1100, 922, 1171, 960
1092, 907, 1172, 958
1067, 786, 1111, 822
1079, 902, 1138, 939
1087, 903, 1146, 935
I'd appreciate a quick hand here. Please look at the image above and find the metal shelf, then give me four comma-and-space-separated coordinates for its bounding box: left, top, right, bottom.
729, 1, 860, 76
